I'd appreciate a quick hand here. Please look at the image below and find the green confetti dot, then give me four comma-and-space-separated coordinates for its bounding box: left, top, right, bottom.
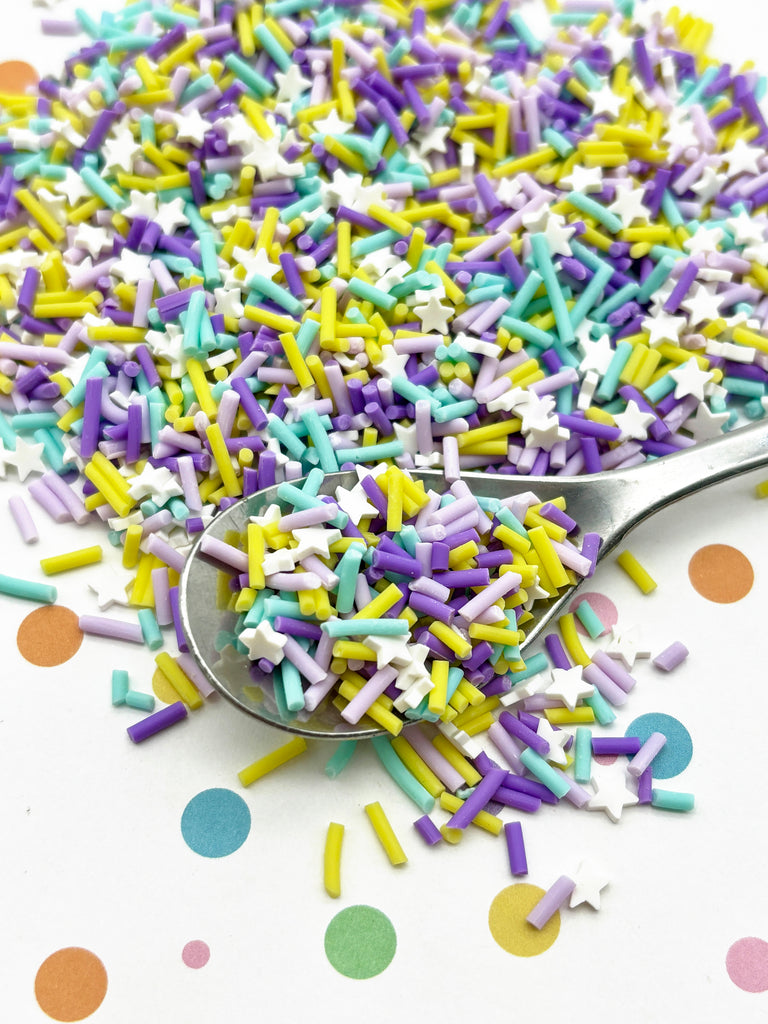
324, 905, 396, 979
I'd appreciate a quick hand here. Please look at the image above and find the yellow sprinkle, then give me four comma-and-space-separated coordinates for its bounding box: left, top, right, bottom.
528, 525, 570, 589
616, 549, 657, 594
544, 707, 596, 725
460, 710, 497, 736
40, 545, 102, 576
238, 735, 308, 786
364, 801, 407, 865
278, 331, 314, 390
391, 736, 445, 798
186, 358, 217, 418
468, 622, 523, 646
205, 422, 243, 497
558, 612, 592, 667
155, 651, 203, 709
428, 660, 449, 717
324, 822, 344, 898
15, 189, 65, 243
428, 620, 472, 659
247, 523, 265, 589
431, 733, 482, 786
122, 523, 143, 569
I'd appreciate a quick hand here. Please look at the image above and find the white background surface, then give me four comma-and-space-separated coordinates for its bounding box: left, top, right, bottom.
3, 1, 768, 1021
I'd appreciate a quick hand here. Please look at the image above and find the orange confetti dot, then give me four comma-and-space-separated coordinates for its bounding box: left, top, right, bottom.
0, 60, 39, 95
34, 947, 107, 1022
688, 544, 754, 603
17, 605, 83, 666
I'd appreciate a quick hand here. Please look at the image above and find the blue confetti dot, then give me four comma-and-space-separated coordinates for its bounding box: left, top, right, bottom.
625, 713, 693, 779
181, 788, 251, 858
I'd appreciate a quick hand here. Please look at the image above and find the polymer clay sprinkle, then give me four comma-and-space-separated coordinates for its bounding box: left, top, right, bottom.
0, 0, 723, 923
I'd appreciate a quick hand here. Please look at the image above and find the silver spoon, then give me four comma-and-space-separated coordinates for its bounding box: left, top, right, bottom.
178, 419, 768, 739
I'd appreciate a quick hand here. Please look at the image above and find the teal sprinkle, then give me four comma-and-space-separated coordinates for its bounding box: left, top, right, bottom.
325, 741, 358, 778
584, 689, 616, 726
371, 736, 434, 814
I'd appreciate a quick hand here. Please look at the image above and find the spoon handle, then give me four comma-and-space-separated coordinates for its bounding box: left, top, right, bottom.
594, 419, 768, 555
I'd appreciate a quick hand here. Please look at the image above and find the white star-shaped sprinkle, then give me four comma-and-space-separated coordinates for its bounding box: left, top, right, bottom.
536, 718, 570, 767
291, 525, 341, 560
569, 861, 610, 909
722, 137, 764, 178
413, 293, 452, 334
53, 167, 93, 206
587, 765, 639, 822
683, 224, 724, 257
538, 214, 575, 257
313, 109, 354, 136
578, 332, 614, 375
726, 209, 765, 248
544, 665, 594, 711
669, 357, 714, 400
8, 436, 46, 480
88, 567, 133, 610
100, 127, 142, 174
274, 64, 312, 104
239, 621, 287, 663
559, 163, 605, 193
121, 189, 158, 222
155, 196, 190, 236
608, 182, 650, 228
604, 624, 651, 669
683, 401, 730, 441
679, 282, 723, 325
590, 84, 624, 119
233, 245, 281, 283
642, 311, 687, 348
170, 108, 210, 147
366, 634, 413, 670
127, 463, 183, 502
334, 483, 377, 525
111, 249, 153, 284
690, 166, 726, 205
613, 399, 656, 442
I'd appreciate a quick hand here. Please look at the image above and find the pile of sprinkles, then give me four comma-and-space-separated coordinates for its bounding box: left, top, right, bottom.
7, 0, 768, 907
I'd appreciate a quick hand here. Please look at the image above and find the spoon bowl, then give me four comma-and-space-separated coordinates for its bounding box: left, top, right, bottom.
178, 420, 768, 738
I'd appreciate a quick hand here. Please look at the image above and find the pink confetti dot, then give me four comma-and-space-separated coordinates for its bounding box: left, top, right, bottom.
593, 753, 617, 766
726, 938, 768, 992
569, 592, 618, 637
182, 940, 210, 969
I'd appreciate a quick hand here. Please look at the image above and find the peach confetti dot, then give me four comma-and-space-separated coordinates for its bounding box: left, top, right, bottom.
34, 947, 108, 1022
688, 544, 754, 603
0, 60, 39, 94
17, 605, 83, 666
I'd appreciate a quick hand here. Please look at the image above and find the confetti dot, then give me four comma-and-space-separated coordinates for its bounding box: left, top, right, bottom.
34, 947, 108, 1022
324, 905, 396, 979
569, 592, 617, 637
180, 788, 251, 858
593, 753, 618, 766
152, 665, 179, 704
0, 60, 38, 95
625, 712, 693, 779
17, 606, 83, 666
688, 544, 754, 603
726, 938, 768, 992
488, 884, 560, 957
182, 940, 210, 969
